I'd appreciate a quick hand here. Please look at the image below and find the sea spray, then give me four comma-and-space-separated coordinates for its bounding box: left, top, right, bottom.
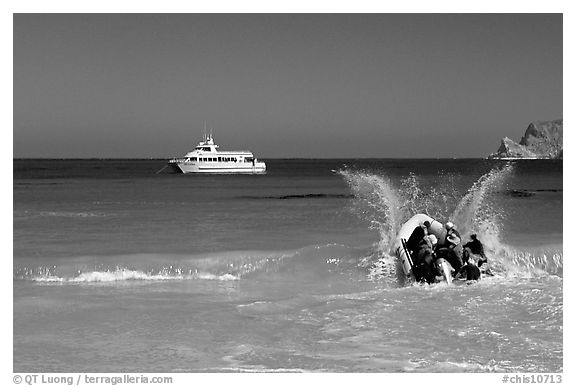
451, 163, 514, 238
448, 164, 536, 275
490, 247, 563, 277
338, 163, 561, 280
338, 167, 468, 261
399, 171, 461, 219
338, 169, 404, 255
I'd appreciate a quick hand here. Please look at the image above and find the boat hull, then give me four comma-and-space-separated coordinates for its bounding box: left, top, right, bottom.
172, 161, 266, 174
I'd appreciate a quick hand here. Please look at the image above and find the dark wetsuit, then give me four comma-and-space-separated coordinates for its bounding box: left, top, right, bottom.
412, 241, 436, 284
458, 263, 481, 281
406, 226, 425, 254
463, 238, 487, 266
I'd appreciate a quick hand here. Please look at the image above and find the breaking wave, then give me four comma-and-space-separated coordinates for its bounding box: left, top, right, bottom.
14, 252, 284, 284
28, 268, 240, 283
13, 243, 371, 285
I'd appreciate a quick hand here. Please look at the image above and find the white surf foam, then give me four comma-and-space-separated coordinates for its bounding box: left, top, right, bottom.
30, 268, 240, 283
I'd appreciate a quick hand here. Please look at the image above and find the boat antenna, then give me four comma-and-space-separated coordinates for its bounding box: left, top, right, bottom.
203, 120, 207, 141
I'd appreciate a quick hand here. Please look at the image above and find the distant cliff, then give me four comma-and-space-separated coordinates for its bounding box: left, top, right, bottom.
489, 119, 563, 159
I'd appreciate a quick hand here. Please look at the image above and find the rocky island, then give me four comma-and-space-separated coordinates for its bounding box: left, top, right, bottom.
489, 119, 563, 159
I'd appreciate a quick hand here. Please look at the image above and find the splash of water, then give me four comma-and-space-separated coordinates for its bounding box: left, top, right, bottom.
505, 249, 563, 277
487, 246, 563, 278
451, 163, 514, 237
400, 171, 461, 219
338, 166, 491, 257
338, 163, 562, 279
339, 169, 404, 254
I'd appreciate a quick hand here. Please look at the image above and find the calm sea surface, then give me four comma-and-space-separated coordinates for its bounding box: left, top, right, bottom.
13, 159, 562, 372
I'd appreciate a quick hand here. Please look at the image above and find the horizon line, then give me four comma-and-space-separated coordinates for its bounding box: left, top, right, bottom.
12, 157, 557, 161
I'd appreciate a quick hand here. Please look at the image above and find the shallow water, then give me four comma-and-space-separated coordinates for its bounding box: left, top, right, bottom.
13, 159, 562, 372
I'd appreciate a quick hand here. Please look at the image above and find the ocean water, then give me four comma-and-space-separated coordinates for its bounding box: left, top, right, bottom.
13, 159, 562, 372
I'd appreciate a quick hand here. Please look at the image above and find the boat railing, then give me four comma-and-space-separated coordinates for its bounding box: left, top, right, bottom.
216, 151, 253, 155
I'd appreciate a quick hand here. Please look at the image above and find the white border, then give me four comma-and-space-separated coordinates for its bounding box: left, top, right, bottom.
4, 2, 571, 384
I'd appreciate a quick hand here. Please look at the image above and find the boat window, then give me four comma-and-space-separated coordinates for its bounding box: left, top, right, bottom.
245, 157, 253, 162
203, 147, 211, 151
191, 157, 197, 162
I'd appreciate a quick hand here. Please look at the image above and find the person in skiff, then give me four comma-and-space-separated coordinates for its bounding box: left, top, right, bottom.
423, 232, 437, 249
463, 234, 493, 275
445, 221, 461, 248
435, 221, 464, 274
463, 234, 487, 267
412, 233, 437, 284
405, 220, 431, 255
456, 250, 481, 281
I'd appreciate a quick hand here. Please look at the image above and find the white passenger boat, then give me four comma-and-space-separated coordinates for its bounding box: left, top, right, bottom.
168, 131, 266, 174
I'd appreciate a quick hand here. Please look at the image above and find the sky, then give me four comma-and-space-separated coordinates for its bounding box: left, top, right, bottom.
13, 13, 563, 158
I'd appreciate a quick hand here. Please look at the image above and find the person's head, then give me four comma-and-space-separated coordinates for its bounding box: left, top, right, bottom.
423, 221, 431, 228
470, 234, 477, 240
445, 221, 454, 230
428, 234, 437, 246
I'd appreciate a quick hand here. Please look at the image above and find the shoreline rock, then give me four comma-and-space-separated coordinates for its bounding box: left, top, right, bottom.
488, 119, 563, 159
